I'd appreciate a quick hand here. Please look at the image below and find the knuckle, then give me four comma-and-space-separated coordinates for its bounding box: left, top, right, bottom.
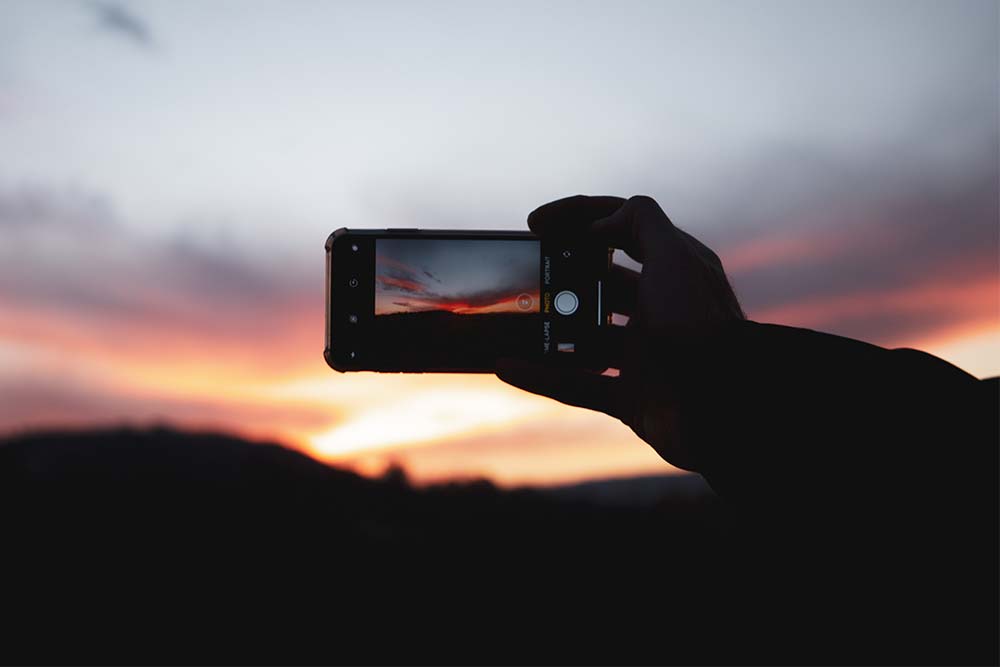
627, 194, 658, 210
627, 195, 672, 229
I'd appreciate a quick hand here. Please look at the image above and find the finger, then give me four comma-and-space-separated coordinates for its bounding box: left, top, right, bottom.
596, 325, 627, 368
590, 195, 677, 263
676, 228, 725, 275
675, 229, 746, 320
606, 264, 639, 316
496, 358, 622, 419
527, 195, 626, 238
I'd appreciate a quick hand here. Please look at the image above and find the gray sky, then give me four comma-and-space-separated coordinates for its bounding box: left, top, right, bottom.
0, 0, 997, 350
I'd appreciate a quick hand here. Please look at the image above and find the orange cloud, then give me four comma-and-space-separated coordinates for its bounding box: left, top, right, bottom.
721, 233, 848, 273
377, 275, 427, 294
751, 274, 998, 349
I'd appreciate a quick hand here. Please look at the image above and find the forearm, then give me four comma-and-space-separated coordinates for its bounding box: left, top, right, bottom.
655, 320, 992, 504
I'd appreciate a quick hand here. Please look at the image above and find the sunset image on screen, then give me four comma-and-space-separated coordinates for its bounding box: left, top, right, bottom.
375, 239, 540, 316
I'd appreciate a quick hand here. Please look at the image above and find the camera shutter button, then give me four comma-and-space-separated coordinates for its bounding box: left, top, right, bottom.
554, 290, 578, 315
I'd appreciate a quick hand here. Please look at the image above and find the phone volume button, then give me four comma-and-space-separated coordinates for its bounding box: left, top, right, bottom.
386, 228, 418, 232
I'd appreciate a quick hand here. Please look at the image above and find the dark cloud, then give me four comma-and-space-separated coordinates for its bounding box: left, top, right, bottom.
688, 129, 1000, 346
726, 173, 997, 302
0, 185, 319, 365
0, 371, 335, 437
91, 2, 154, 48
376, 275, 428, 295
0, 187, 116, 230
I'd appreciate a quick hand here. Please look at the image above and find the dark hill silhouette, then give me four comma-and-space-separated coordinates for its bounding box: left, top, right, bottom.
0, 425, 720, 546
5, 425, 987, 664
2, 425, 729, 664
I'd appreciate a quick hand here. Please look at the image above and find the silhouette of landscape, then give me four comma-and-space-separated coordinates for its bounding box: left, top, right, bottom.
3, 423, 994, 664
2, 425, 733, 663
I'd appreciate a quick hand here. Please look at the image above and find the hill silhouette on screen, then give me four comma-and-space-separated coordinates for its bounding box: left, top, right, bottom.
372, 310, 538, 369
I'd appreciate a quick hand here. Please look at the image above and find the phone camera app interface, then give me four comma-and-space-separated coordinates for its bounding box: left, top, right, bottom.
373, 238, 540, 368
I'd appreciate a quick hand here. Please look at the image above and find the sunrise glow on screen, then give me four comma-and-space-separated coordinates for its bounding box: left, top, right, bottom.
375, 239, 540, 316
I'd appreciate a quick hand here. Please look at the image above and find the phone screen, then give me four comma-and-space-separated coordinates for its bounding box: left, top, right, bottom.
372, 238, 541, 369
375, 239, 540, 316
326, 230, 608, 372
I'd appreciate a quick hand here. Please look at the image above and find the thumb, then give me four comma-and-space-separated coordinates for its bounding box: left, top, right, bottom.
496, 358, 622, 419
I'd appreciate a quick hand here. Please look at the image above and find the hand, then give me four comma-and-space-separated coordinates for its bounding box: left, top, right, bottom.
496, 195, 745, 471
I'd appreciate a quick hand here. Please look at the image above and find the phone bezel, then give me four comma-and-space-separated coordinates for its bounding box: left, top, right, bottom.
325, 228, 607, 373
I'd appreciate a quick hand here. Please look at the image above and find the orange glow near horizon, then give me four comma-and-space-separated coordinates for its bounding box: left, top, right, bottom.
374, 291, 539, 315
451, 292, 539, 314
2, 239, 996, 488
4, 313, 995, 488
751, 276, 998, 333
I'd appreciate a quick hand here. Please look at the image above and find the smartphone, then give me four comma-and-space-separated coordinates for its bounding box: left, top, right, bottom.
325, 228, 612, 372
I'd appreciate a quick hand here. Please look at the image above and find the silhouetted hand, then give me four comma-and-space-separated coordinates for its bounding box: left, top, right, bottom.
496, 195, 997, 663
497, 195, 745, 471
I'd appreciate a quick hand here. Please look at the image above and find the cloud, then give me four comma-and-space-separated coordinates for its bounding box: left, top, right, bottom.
0, 367, 337, 439
376, 274, 428, 295
375, 251, 536, 313
0, 186, 336, 440
91, 2, 154, 48
0, 186, 116, 230
0, 185, 320, 376
683, 123, 1000, 346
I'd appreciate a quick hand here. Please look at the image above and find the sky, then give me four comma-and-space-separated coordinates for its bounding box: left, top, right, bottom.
375, 239, 538, 314
0, 0, 997, 486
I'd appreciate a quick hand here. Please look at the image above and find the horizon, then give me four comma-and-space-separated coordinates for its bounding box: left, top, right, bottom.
0, 420, 703, 490
0, 0, 997, 486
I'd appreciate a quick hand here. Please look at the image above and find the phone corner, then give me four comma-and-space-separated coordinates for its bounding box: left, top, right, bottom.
323, 346, 347, 373
325, 228, 350, 253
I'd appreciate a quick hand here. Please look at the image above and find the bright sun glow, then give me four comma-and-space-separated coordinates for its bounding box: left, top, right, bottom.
918, 323, 1000, 379
309, 387, 550, 458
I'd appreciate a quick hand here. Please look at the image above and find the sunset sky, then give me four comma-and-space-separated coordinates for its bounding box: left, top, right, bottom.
375, 239, 538, 314
0, 0, 997, 486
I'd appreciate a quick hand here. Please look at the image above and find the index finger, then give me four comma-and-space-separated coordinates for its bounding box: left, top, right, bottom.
527, 195, 626, 239
590, 195, 678, 263
496, 358, 625, 420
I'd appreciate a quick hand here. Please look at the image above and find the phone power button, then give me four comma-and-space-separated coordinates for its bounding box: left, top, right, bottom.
554, 290, 578, 315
